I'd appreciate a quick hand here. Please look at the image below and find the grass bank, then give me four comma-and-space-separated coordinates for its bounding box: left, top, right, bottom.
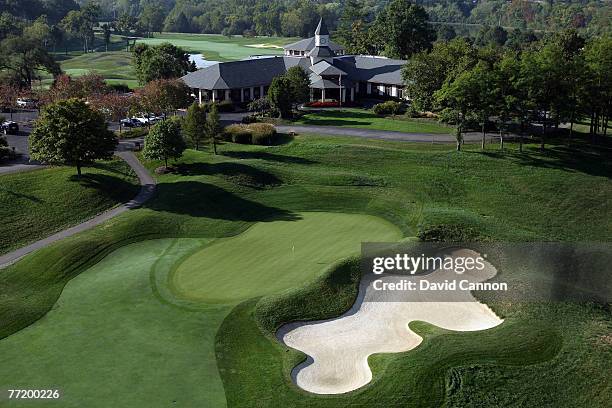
0, 158, 139, 255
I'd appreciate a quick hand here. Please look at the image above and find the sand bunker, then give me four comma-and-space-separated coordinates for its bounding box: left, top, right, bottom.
278, 249, 503, 394
245, 43, 283, 49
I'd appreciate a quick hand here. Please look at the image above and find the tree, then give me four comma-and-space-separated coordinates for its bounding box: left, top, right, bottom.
285, 66, 310, 107
206, 103, 222, 155
583, 36, 612, 139
101, 23, 112, 51
0, 35, 61, 88
133, 42, 195, 84
267, 75, 293, 118
45, 73, 111, 103
372, 0, 435, 59
142, 118, 186, 168
136, 78, 193, 116
139, 5, 165, 37
29, 98, 117, 176
183, 102, 207, 150
247, 97, 272, 116
402, 38, 477, 112
336, 0, 368, 52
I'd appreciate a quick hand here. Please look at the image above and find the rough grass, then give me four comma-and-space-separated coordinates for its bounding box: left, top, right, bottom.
0, 134, 610, 407
293, 108, 453, 134
0, 158, 139, 255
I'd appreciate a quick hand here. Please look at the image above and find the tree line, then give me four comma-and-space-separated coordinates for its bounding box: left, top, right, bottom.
403, 30, 611, 151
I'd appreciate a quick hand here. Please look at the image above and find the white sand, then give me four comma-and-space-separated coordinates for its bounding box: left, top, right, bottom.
245, 43, 284, 49
278, 249, 503, 395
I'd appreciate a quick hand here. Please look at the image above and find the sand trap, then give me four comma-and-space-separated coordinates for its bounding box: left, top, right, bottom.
245, 43, 284, 49
278, 249, 503, 394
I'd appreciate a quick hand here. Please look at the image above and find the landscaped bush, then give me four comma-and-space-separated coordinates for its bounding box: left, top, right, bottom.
249, 123, 276, 145
224, 123, 278, 145
216, 100, 235, 112
224, 124, 252, 144
119, 127, 149, 139
372, 100, 405, 116
241, 114, 258, 124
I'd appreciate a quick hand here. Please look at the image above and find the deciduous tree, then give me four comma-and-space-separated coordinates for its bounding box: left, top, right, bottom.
183, 102, 207, 150
29, 98, 117, 176
142, 118, 186, 168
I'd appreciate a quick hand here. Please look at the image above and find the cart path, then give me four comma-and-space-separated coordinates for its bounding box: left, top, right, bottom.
0, 151, 156, 269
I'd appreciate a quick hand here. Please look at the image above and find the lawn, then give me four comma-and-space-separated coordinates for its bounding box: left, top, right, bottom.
0, 134, 610, 407
0, 159, 139, 255
293, 108, 453, 134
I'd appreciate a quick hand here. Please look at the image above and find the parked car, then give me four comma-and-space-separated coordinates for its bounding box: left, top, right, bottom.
120, 118, 142, 128
16, 98, 37, 109
1, 121, 19, 134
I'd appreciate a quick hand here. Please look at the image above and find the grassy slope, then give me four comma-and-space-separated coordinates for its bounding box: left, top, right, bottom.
172, 212, 400, 303
0, 159, 139, 255
0, 135, 610, 407
293, 108, 453, 134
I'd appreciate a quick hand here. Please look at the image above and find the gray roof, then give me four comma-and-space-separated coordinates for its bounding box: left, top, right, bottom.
283, 37, 344, 52
309, 73, 353, 89
314, 18, 329, 36
333, 55, 407, 85
307, 46, 335, 58
310, 60, 346, 76
181, 56, 310, 90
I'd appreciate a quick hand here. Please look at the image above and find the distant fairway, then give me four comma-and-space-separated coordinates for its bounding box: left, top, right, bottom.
135, 33, 295, 61
172, 212, 402, 303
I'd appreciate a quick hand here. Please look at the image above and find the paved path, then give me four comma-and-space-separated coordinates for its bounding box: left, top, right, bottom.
0, 151, 156, 269
276, 125, 493, 143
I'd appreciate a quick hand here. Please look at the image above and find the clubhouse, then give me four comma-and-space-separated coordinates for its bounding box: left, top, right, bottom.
181, 19, 407, 104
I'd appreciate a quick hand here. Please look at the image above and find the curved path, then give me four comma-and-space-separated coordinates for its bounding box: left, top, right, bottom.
0, 151, 156, 268
276, 124, 491, 143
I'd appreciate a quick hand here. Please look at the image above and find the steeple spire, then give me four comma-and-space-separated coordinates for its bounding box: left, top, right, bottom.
315, 18, 329, 36
314, 17, 330, 47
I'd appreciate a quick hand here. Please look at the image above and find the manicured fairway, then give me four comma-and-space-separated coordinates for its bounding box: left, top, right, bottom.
58, 51, 137, 88
172, 212, 401, 303
294, 108, 452, 134
0, 238, 231, 408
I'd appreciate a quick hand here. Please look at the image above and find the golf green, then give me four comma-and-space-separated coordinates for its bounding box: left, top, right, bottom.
171, 212, 402, 303
0, 212, 400, 407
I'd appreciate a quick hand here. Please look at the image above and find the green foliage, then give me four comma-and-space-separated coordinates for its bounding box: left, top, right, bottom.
142, 118, 186, 167
268, 75, 293, 118
133, 42, 194, 84
216, 100, 235, 112
29, 98, 117, 176
372, 0, 435, 59
183, 102, 207, 150
224, 124, 252, 144
372, 100, 405, 116
206, 103, 222, 154
284, 66, 311, 105
119, 127, 148, 139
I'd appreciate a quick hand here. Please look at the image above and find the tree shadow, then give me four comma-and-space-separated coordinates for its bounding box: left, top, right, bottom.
221, 151, 316, 165
475, 144, 611, 179
145, 181, 301, 222
175, 162, 282, 189
0, 187, 43, 203
68, 173, 139, 202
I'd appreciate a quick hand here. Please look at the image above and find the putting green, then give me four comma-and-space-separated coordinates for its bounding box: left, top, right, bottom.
171, 212, 402, 303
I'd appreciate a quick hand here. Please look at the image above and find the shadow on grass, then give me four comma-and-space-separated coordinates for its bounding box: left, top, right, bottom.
0, 187, 43, 203
475, 142, 612, 178
221, 151, 316, 165
68, 173, 139, 202
176, 162, 282, 189
145, 181, 300, 222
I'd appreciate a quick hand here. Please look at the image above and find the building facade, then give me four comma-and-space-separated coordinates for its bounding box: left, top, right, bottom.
181, 19, 407, 105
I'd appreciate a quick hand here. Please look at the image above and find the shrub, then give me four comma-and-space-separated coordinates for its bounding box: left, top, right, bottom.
216, 100, 235, 112
119, 127, 148, 139
249, 123, 276, 145
372, 100, 405, 116
108, 83, 131, 93
241, 114, 258, 124
224, 123, 277, 145
224, 124, 252, 144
